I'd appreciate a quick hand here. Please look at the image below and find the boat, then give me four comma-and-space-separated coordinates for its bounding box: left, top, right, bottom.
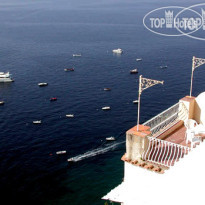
73, 54, 81, 57
67, 157, 74, 162
66, 114, 74, 118
38, 82, 48, 86
64, 68, 74, 71
0, 72, 14, 82
160, 65, 168, 69
50, 97, 57, 101
106, 136, 115, 141
136, 58, 142, 61
104, 88, 111, 91
56, 150, 67, 155
112, 48, 123, 54
0, 101, 5, 105
102, 106, 111, 110
33, 120, 41, 124
133, 100, 139, 104
130, 69, 138, 74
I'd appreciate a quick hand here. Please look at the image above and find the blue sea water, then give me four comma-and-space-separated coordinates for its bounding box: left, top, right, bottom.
0, 0, 205, 204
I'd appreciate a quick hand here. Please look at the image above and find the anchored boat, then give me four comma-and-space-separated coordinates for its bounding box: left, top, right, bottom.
102, 106, 111, 110
64, 68, 74, 71
73, 54, 81, 57
56, 150, 67, 155
112, 48, 123, 54
106, 136, 115, 141
33, 120, 41, 124
38, 82, 48, 86
66, 114, 74, 118
0, 72, 14, 82
130, 69, 138, 74
104, 88, 111, 91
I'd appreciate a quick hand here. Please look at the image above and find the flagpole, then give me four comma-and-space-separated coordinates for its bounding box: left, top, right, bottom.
137, 75, 142, 131
190, 56, 195, 97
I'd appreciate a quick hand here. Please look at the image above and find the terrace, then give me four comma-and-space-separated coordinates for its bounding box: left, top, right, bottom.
122, 94, 205, 172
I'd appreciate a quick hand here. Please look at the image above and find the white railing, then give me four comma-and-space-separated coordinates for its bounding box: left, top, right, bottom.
142, 137, 191, 167
143, 102, 188, 137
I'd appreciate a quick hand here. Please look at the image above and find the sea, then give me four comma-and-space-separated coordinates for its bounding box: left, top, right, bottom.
0, 0, 205, 204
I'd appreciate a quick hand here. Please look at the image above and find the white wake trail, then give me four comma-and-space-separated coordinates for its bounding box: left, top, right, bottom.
68, 141, 125, 162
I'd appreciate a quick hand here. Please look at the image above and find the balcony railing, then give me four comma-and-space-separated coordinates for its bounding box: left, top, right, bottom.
142, 137, 191, 167
143, 102, 188, 137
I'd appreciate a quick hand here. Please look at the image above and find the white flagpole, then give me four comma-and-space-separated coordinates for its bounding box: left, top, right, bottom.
190, 56, 195, 97
137, 75, 142, 131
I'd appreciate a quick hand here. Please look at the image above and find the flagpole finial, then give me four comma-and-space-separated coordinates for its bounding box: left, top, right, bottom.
137, 76, 164, 130
190, 56, 205, 96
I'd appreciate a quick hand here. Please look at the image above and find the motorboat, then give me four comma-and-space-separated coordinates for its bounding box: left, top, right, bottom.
106, 136, 115, 141
33, 120, 41, 124
73, 54, 81, 57
133, 100, 139, 104
136, 58, 142, 61
67, 157, 74, 162
66, 114, 74, 118
102, 106, 111, 110
160, 65, 168, 69
112, 48, 123, 54
130, 69, 138, 74
64, 68, 74, 71
0, 72, 14, 82
56, 150, 67, 155
0, 101, 5, 105
104, 88, 111, 91
50, 97, 57, 101
38, 82, 48, 86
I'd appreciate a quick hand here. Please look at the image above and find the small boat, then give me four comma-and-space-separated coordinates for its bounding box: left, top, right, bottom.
0, 72, 14, 82
73, 54, 81, 57
160, 65, 168, 69
67, 157, 74, 162
106, 136, 115, 141
66, 114, 74, 118
56, 150, 67, 155
133, 100, 139, 104
50, 97, 57, 101
0, 101, 5, 105
33, 120, 41, 124
102, 106, 111, 110
136, 58, 142, 62
64, 68, 74, 71
104, 88, 111, 91
130, 69, 138, 74
112, 48, 123, 54
38, 82, 48, 86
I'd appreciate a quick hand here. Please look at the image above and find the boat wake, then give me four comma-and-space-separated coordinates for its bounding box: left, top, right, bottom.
68, 141, 125, 162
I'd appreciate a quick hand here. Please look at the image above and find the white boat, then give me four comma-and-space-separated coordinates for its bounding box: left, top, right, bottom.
112, 48, 123, 54
136, 58, 142, 61
106, 136, 115, 141
67, 157, 74, 162
133, 100, 139, 104
66, 114, 74, 118
102, 106, 111, 110
104, 88, 111, 91
38, 82, 48, 86
73, 54, 81, 57
160, 65, 168, 69
0, 101, 4, 105
56, 150, 67, 155
0, 72, 14, 82
130, 69, 138, 74
33, 120, 41, 124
